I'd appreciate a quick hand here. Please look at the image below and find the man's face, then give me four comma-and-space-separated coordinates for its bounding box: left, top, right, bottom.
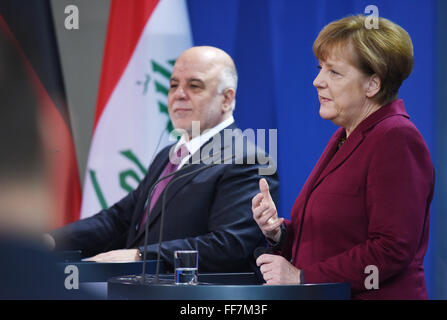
168, 52, 225, 138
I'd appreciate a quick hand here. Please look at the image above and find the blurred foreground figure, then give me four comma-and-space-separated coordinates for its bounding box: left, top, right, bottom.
0, 26, 92, 299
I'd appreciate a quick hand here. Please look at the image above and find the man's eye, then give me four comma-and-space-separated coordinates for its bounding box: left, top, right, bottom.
170, 84, 178, 89
317, 65, 322, 70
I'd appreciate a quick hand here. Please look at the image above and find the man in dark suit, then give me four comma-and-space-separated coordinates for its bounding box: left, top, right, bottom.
49, 46, 279, 272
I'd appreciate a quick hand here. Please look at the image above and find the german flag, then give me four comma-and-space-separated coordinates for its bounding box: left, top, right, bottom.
0, 0, 81, 226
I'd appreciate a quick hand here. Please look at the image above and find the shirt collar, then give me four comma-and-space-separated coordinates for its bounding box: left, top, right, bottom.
175, 116, 235, 156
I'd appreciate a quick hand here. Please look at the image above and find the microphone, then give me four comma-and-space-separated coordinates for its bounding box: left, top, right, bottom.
252, 247, 275, 284
253, 246, 274, 260
139, 147, 232, 281
153, 153, 236, 282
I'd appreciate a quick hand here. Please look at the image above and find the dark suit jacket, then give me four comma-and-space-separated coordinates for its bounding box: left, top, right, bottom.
279, 99, 434, 299
52, 123, 279, 272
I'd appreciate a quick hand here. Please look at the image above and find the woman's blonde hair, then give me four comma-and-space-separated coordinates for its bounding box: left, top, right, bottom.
313, 15, 414, 105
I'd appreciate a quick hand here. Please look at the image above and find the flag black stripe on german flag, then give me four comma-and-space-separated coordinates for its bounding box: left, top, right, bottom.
0, 0, 81, 226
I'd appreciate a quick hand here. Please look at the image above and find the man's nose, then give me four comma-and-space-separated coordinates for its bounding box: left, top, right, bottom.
172, 85, 187, 99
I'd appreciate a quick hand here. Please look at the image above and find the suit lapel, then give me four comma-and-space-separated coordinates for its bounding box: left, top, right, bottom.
131, 125, 232, 245
142, 162, 201, 232
127, 147, 171, 246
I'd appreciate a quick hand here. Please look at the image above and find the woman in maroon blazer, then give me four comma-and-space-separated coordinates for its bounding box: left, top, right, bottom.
252, 15, 435, 299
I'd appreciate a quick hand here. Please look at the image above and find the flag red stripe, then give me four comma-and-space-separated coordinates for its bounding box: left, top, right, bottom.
93, 0, 160, 132
0, 14, 82, 226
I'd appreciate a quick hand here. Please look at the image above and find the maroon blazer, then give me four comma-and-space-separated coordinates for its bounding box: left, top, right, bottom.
281, 99, 434, 299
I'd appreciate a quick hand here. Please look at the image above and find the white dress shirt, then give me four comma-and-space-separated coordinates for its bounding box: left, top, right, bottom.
173, 116, 235, 170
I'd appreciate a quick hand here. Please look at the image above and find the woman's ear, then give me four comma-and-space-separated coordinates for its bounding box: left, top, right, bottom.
366, 74, 381, 98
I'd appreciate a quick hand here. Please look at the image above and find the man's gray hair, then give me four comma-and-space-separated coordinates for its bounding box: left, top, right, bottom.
217, 65, 238, 111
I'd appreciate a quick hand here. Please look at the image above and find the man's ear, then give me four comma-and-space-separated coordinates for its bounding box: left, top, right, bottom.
222, 88, 235, 112
366, 74, 381, 98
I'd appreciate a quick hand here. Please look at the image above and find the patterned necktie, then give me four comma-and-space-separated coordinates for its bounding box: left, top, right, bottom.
138, 145, 189, 231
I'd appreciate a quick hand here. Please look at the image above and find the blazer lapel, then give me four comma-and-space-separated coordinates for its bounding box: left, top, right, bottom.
300, 128, 344, 199
131, 125, 232, 245
127, 147, 171, 246
310, 99, 410, 192
290, 129, 343, 236
311, 129, 364, 191
290, 100, 411, 261
143, 162, 201, 232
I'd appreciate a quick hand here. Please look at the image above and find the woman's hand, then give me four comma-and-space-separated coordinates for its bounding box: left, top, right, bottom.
256, 254, 302, 285
251, 178, 284, 243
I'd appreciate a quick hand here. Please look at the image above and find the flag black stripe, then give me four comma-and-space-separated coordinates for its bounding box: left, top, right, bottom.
0, 0, 71, 129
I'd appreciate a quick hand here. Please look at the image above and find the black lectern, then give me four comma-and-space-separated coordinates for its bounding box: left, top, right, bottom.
107, 273, 351, 300
55, 250, 163, 283
59, 260, 162, 282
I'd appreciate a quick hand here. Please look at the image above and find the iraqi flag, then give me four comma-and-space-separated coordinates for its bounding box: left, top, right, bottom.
0, 1, 82, 227
80, 0, 193, 218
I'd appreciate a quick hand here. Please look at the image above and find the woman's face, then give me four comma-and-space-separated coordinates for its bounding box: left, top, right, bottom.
313, 47, 373, 131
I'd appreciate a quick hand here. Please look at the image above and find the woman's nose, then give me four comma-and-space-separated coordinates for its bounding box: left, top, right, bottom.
313, 70, 326, 88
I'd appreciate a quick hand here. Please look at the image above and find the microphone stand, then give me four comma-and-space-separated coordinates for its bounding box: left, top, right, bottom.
139, 148, 230, 283
140, 170, 176, 281
155, 156, 234, 282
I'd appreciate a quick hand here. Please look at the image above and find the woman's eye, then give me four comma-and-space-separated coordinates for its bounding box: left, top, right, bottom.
330, 70, 340, 76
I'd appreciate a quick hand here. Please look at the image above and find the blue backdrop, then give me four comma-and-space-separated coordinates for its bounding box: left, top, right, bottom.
187, 0, 445, 299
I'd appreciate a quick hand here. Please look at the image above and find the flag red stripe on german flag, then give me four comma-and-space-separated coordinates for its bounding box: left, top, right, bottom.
0, 1, 81, 226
